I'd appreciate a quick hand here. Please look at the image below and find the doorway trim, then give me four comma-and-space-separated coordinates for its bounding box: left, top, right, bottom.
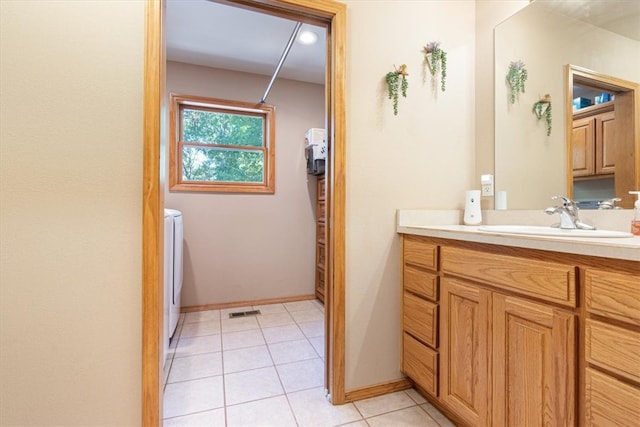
142, 0, 347, 424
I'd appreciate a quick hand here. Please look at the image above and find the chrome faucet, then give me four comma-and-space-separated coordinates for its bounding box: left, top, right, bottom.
545, 196, 596, 230
598, 198, 621, 209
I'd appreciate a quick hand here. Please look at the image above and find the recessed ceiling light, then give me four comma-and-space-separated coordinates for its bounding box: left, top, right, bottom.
298, 30, 318, 45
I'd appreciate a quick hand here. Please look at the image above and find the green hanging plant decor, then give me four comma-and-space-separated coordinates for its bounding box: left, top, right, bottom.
507, 60, 528, 104
533, 94, 552, 136
424, 41, 447, 92
385, 64, 409, 115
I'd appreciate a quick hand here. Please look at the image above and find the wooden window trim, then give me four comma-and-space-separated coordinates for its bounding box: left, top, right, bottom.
169, 93, 276, 193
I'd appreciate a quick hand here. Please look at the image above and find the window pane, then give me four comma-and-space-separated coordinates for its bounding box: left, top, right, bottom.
182, 146, 264, 183
182, 108, 263, 147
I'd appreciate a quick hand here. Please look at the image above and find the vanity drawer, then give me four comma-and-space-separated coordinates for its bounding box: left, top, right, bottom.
403, 332, 438, 397
441, 246, 576, 307
585, 319, 640, 383
585, 368, 640, 426
317, 176, 325, 201
404, 265, 438, 302
585, 268, 640, 326
403, 291, 438, 348
404, 236, 438, 271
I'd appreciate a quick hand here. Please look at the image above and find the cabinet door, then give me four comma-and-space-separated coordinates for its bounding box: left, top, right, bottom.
596, 111, 615, 175
572, 117, 595, 177
440, 278, 490, 426
492, 293, 576, 427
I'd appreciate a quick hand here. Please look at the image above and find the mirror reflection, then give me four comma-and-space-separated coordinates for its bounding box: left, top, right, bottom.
494, 0, 640, 209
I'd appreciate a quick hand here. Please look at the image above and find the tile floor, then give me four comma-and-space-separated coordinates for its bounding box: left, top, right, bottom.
163, 299, 454, 427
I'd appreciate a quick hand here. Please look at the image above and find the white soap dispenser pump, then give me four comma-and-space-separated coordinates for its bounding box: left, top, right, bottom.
630, 191, 640, 236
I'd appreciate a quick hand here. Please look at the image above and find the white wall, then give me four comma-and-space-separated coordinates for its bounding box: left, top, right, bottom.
165, 62, 325, 306
0, 1, 143, 424
343, 0, 477, 389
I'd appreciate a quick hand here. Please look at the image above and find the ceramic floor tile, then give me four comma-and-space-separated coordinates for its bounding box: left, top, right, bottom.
288, 387, 362, 427
269, 338, 318, 365
404, 388, 427, 404
284, 300, 317, 312
224, 366, 284, 406
421, 402, 456, 427
222, 329, 265, 350
163, 408, 226, 427
291, 308, 324, 323
163, 376, 224, 419
365, 406, 438, 427
184, 309, 220, 324
298, 320, 325, 338
226, 395, 297, 427
257, 312, 296, 328
174, 334, 221, 358
223, 345, 273, 374
261, 324, 306, 344
309, 336, 324, 358
180, 319, 221, 338
354, 390, 416, 419
311, 299, 325, 312
221, 316, 260, 333
276, 358, 324, 393
168, 352, 223, 383
253, 303, 287, 314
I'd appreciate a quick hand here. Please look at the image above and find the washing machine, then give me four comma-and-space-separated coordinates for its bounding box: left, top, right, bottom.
163, 209, 173, 365
165, 209, 183, 339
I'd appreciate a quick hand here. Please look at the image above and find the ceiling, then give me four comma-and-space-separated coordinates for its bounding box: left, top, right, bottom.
166, 0, 327, 85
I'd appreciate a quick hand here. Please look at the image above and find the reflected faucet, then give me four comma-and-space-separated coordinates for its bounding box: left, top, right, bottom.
545, 196, 596, 230
598, 198, 621, 209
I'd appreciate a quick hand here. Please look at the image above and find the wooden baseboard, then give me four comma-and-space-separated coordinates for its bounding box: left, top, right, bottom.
181, 294, 318, 313
343, 378, 413, 403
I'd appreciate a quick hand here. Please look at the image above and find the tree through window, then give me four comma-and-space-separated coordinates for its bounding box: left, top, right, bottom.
169, 94, 275, 193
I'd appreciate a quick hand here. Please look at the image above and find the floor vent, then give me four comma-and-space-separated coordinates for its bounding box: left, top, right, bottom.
228, 309, 261, 319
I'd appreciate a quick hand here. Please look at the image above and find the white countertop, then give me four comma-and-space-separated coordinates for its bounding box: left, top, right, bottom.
397, 210, 640, 262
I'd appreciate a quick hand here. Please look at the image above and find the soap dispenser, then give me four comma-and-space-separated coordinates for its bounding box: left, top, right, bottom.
464, 190, 482, 225
631, 191, 640, 236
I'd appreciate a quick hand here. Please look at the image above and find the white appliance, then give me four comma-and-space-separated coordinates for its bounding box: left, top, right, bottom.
164, 209, 183, 339
163, 210, 173, 365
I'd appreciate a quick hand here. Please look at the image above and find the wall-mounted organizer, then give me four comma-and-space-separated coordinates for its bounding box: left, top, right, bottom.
305, 128, 326, 175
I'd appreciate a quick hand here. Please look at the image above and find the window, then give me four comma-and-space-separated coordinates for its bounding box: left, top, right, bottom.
169, 94, 275, 193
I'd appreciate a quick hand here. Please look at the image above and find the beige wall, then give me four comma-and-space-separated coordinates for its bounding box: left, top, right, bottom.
342, 0, 478, 389
165, 62, 325, 306
0, 1, 143, 425
494, 3, 640, 209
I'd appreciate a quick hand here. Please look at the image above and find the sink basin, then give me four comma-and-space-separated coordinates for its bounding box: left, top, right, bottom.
477, 225, 633, 238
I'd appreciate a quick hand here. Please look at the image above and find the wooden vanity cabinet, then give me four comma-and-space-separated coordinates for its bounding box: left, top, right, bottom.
401, 236, 440, 398
402, 236, 582, 426
583, 268, 640, 426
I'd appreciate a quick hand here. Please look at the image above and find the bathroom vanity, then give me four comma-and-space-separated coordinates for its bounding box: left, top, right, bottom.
397, 211, 639, 427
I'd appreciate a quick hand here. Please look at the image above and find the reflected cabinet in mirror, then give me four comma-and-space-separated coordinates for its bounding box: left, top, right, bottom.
495, 0, 640, 209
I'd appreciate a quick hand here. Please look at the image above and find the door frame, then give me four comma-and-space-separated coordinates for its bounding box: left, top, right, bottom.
142, 0, 347, 424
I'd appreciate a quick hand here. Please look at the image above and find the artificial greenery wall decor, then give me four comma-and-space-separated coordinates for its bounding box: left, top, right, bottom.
424, 41, 447, 92
507, 60, 528, 104
385, 64, 409, 115
533, 94, 552, 136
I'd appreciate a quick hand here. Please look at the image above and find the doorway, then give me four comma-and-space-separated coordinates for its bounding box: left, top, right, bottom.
566, 65, 640, 209
142, 0, 347, 424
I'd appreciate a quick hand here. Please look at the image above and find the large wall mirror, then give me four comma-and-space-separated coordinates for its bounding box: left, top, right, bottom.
495, 0, 640, 209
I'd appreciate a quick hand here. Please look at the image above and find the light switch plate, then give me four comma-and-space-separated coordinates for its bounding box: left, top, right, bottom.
481, 174, 494, 196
